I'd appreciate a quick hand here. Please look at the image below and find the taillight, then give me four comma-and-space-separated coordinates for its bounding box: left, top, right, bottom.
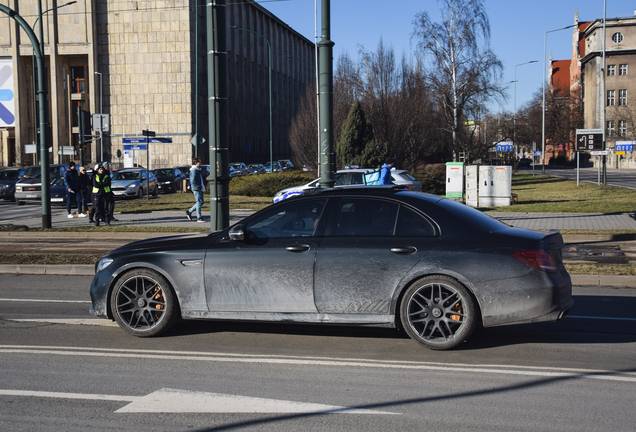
513, 250, 557, 273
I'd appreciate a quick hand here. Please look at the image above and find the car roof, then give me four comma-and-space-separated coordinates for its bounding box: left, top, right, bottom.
299, 185, 438, 201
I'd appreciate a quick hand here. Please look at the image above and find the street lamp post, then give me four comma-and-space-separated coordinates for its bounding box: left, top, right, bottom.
542, 25, 574, 174
514, 60, 538, 160
94, 71, 103, 162
230, 26, 272, 172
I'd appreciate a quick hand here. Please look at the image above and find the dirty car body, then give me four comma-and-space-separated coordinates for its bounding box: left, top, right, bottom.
89, 187, 573, 350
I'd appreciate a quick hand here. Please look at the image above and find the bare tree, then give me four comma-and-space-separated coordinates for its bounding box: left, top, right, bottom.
413, 0, 503, 161
289, 83, 318, 171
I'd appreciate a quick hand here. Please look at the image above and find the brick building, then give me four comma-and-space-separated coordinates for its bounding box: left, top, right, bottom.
0, 0, 315, 168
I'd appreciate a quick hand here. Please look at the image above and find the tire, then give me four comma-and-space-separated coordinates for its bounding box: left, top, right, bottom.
110, 268, 181, 337
16, 200, 25, 206
152, 185, 158, 196
138, 188, 143, 199
399, 276, 476, 350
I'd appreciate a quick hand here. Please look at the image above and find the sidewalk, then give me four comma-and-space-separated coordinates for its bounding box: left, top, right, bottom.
1, 208, 636, 286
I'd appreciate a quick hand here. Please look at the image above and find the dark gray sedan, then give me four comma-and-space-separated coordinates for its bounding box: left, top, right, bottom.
89, 186, 573, 350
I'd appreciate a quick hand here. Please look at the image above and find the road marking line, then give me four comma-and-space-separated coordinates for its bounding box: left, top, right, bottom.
1, 345, 635, 383
568, 315, 636, 322
0, 388, 397, 415
0, 298, 90, 304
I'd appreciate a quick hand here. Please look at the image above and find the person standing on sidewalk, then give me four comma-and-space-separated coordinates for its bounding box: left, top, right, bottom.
64, 161, 86, 218
101, 161, 117, 221
92, 164, 111, 226
78, 166, 91, 215
186, 157, 206, 223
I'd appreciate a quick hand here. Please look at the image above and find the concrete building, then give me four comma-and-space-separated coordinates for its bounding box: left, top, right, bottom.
0, 0, 315, 169
581, 12, 636, 169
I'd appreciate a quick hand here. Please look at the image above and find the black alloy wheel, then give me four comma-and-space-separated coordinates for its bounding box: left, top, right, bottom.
400, 276, 476, 350
110, 268, 180, 337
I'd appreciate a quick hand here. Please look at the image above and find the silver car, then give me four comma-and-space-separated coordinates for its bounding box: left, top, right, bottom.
110, 168, 158, 199
273, 168, 422, 202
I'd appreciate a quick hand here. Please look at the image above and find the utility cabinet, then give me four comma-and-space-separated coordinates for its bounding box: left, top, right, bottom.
478, 165, 512, 207
465, 165, 478, 207
445, 162, 464, 202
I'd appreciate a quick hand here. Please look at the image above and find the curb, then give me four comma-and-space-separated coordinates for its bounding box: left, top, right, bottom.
0, 264, 94, 276
1, 264, 634, 287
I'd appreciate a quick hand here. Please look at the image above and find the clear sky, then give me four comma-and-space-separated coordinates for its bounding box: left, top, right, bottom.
261, 0, 633, 114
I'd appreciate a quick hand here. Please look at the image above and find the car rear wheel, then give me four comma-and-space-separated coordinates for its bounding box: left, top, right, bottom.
110, 268, 180, 337
400, 276, 476, 350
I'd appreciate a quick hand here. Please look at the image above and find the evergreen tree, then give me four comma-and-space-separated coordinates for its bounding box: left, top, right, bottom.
336, 101, 385, 167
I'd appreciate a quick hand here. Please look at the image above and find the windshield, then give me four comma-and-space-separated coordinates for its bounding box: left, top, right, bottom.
22, 167, 42, 179
0, 171, 18, 180
152, 169, 173, 176
265, 162, 280, 168
112, 171, 140, 181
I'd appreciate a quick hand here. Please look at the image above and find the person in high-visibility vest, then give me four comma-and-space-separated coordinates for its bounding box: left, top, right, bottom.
92, 164, 111, 227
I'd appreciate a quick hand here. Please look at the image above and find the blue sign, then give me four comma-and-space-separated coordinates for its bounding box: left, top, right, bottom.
123, 144, 147, 150
123, 137, 172, 144
534, 151, 542, 156
496, 144, 513, 152
616, 144, 634, 152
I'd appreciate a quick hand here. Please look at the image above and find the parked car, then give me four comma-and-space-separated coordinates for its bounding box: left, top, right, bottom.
247, 163, 266, 175
89, 186, 573, 350
0, 168, 24, 201
151, 168, 186, 193
272, 168, 422, 203
517, 158, 532, 168
230, 162, 249, 176
264, 161, 282, 173
49, 176, 86, 207
278, 159, 295, 171
15, 164, 70, 205
110, 168, 158, 199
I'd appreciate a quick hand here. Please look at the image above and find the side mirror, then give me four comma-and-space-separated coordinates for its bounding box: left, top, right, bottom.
229, 224, 245, 241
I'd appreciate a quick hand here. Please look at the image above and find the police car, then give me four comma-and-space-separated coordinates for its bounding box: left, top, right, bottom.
272, 167, 422, 203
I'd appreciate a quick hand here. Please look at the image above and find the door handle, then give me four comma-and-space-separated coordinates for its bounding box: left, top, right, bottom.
390, 246, 417, 254
286, 245, 311, 252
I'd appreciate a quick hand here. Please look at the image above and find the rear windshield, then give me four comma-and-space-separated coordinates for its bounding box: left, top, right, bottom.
0, 171, 18, 180
438, 198, 509, 232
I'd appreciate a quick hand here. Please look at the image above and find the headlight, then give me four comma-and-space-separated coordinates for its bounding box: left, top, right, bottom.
96, 257, 113, 273
16, 186, 22, 192
163, 181, 171, 185
127, 184, 136, 189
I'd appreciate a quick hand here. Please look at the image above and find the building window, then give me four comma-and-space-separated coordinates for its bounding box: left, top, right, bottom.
619, 64, 628, 76
607, 90, 615, 106
607, 120, 615, 137
619, 120, 627, 137
607, 65, 616, 76
619, 89, 627, 106
612, 32, 624, 44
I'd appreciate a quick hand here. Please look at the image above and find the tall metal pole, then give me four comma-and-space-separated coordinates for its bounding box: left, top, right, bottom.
0, 3, 51, 228
542, 25, 574, 175
230, 26, 272, 171
318, 0, 335, 188
94, 71, 103, 162
207, 0, 230, 230
602, 0, 607, 185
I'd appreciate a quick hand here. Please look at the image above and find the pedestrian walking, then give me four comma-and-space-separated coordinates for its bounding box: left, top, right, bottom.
92, 164, 111, 226
64, 161, 86, 218
186, 157, 206, 223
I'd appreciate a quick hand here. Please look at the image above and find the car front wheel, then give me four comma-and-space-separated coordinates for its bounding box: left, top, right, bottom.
400, 276, 476, 350
110, 268, 180, 337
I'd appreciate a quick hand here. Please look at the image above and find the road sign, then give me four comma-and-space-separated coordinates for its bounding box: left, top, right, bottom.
123, 138, 172, 145
495, 141, 513, 152
57, 146, 75, 155
123, 144, 147, 151
92, 114, 109, 132
142, 129, 156, 137
190, 134, 206, 146
615, 141, 635, 152
591, 150, 610, 156
576, 128, 604, 151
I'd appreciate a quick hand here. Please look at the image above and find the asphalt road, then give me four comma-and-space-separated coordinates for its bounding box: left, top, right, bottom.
1, 275, 635, 431
523, 165, 636, 189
